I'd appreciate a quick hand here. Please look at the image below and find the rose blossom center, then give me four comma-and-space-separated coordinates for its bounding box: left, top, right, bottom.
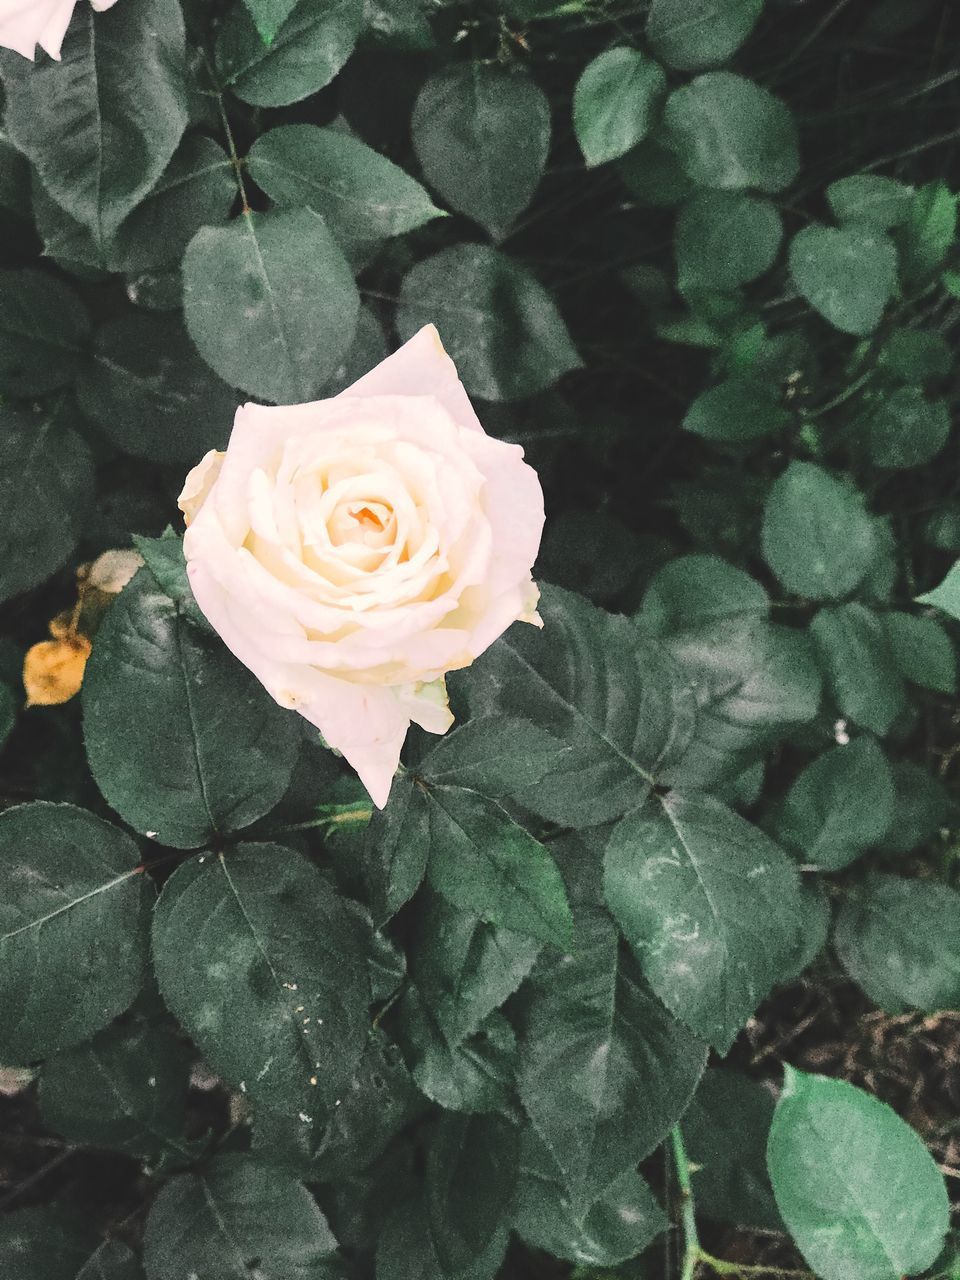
328, 498, 397, 550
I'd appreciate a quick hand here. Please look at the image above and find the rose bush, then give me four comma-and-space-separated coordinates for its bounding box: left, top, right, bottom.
179, 325, 544, 806
0, 0, 116, 59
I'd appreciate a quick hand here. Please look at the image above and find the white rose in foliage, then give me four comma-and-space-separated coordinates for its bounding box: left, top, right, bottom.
179, 325, 545, 809
0, 0, 117, 59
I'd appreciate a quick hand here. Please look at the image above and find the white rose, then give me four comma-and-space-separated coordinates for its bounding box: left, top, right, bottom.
179, 325, 545, 809
0, 0, 117, 59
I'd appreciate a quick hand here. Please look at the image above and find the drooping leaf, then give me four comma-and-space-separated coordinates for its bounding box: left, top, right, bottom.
0, 0, 188, 252
152, 843, 372, 1114
767, 1067, 949, 1280
573, 48, 666, 168
663, 72, 799, 193
397, 244, 580, 401
183, 208, 359, 404
0, 401, 93, 605
604, 791, 802, 1050
518, 906, 707, 1209
143, 1154, 342, 1280
411, 63, 550, 241
0, 268, 90, 396
0, 802, 152, 1062
216, 0, 364, 107
647, 0, 763, 71
834, 873, 960, 1014
789, 224, 897, 335
247, 124, 444, 254
83, 569, 300, 848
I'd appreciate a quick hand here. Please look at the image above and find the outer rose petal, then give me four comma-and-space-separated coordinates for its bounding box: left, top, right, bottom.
37, 0, 76, 57
178, 449, 225, 525
90, 0, 119, 9
0, 0, 71, 58
340, 325, 483, 434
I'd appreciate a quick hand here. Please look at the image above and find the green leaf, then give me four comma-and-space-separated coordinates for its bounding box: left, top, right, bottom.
132, 530, 211, 632
834, 873, 960, 1014
878, 761, 950, 855
77, 1242, 142, 1280
658, 618, 821, 790
419, 716, 568, 803
767, 1067, 949, 1280
663, 72, 799, 193
243, 0, 301, 42
404, 1001, 518, 1115
604, 792, 802, 1050
683, 377, 790, 443
0, 268, 90, 396
826, 175, 914, 229
247, 124, 444, 254
397, 244, 579, 401
882, 610, 956, 693
676, 191, 783, 290
0, 1208, 93, 1280
216, 0, 364, 107
810, 603, 907, 736
411, 888, 541, 1046
143, 1154, 342, 1280
647, 0, 763, 71
514, 1125, 667, 1266
83, 568, 300, 848
761, 461, 881, 600
76, 312, 238, 464
573, 48, 666, 168
377, 1194, 508, 1280
917, 561, 960, 622
683, 1069, 781, 1231
899, 180, 957, 280
423, 786, 573, 950
789, 224, 897, 335
426, 1112, 519, 1272
863, 386, 951, 469
461, 585, 697, 826
411, 63, 550, 241
0, 802, 152, 1062
0, 0, 188, 252
110, 134, 237, 274
152, 842, 372, 1114
0, 401, 93, 605
617, 136, 694, 206
40, 1015, 193, 1164
880, 328, 951, 383
519, 906, 707, 1209
637, 554, 769, 635
183, 208, 359, 404
363, 771, 431, 925
776, 737, 894, 871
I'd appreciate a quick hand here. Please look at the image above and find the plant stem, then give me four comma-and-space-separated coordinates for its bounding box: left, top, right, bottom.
699, 1253, 816, 1280
271, 803, 373, 835
670, 1125, 700, 1280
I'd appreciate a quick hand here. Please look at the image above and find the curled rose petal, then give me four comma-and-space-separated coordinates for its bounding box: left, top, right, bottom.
0, 0, 120, 60
180, 324, 545, 807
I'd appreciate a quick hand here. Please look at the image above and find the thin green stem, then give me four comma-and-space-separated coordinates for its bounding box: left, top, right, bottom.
195, 46, 250, 211
670, 1125, 700, 1280
270, 803, 373, 836
698, 1253, 816, 1280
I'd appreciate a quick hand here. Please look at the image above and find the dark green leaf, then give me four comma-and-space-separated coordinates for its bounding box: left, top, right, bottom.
826, 175, 914, 229
514, 1125, 666, 1266
834, 873, 960, 1013
132, 530, 211, 632
880, 328, 951, 383
683, 1069, 781, 1230
426, 1112, 519, 1272
617, 136, 694, 205
878, 761, 950, 855
810, 603, 907, 736
247, 123, 444, 254
0, 401, 93, 605
0, 268, 89, 396
40, 1015, 193, 1164
152, 842, 371, 1113
573, 48, 666, 168
776, 737, 894, 871
83, 569, 300, 848
182, 208, 359, 404
519, 906, 707, 1209
767, 1067, 949, 1280
789, 224, 897, 335
0, 1208, 93, 1280
77, 312, 238, 463
663, 72, 799, 193
377, 1194, 508, 1280
637, 554, 768, 635
0, 0, 188, 252
604, 792, 802, 1050
405, 1001, 518, 1114
762, 462, 881, 600
647, 0, 763, 71
363, 771, 431, 925
217, 0, 364, 107
882, 610, 956, 693
683, 377, 790, 443
412, 63, 550, 241
397, 244, 580, 401
865, 386, 951, 470
899, 181, 957, 280
461, 585, 697, 825
917, 561, 960, 622
143, 1154, 342, 1280
676, 191, 783, 290
419, 716, 568, 803
77, 1242, 142, 1280
243, 0, 301, 42
0, 802, 151, 1062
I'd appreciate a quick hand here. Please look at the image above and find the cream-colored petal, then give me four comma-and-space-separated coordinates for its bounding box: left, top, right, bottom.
178, 449, 225, 526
